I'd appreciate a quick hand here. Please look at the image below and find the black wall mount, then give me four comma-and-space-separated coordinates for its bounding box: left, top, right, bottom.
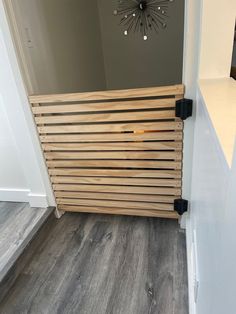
175, 98, 193, 120
174, 199, 188, 215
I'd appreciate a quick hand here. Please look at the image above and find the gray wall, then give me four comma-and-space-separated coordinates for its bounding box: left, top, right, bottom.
40, 0, 106, 93
97, 0, 185, 90
11, 0, 106, 94
11, 0, 184, 94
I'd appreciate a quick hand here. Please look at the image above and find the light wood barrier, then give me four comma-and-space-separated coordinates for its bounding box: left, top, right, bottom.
29, 84, 185, 219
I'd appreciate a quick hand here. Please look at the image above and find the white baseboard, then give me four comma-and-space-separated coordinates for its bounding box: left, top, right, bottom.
0, 188, 48, 208
186, 214, 197, 314
0, 188, 30, 202
28, 193, 48, 208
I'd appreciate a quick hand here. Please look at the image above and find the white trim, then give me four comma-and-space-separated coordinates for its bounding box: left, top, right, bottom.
0, 188, 48, 207
181, 0, 202, 204
0, 188, 30, 203
28, 193, 48, 208
186, 215, 196, 314
179, 0, 202, 228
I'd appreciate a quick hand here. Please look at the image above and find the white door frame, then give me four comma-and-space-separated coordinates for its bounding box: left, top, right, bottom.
0, 0, 56, 208
3, 0, 37, 94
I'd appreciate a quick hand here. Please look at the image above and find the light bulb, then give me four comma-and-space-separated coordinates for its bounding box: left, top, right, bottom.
143, 35, 147, 40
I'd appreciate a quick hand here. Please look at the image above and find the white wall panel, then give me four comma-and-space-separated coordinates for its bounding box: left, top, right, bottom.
188, 88, 236, 314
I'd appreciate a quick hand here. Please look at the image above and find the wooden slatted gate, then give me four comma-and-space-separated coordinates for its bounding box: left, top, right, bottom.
29, 84, 185, 219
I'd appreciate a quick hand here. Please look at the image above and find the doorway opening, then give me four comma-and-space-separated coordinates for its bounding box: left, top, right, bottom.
3, 0, 187, 220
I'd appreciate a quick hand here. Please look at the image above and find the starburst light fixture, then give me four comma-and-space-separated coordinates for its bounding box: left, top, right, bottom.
113, 0, 174, 40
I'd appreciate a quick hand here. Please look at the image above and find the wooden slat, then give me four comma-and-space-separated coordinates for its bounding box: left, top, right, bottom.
58, 205, 179, 219
49, 168, 181, 179
45, 151, 181, 160
56, 198, 173, 211
42, 141, 182, 151
54, 191, 176, 203
29, 84, 184, 103
35, 110, 176, 125
40, 131, 183, 143
47, 160, 181, 169
51, 176, 181, 187
30, 85, 184, 218
53, 184, 181, 195
32, 98, 175, 114
38, 121, 183, 134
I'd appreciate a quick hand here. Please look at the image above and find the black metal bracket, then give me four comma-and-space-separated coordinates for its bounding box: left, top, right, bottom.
175, 98, 193, 120
174, 199, 188, 215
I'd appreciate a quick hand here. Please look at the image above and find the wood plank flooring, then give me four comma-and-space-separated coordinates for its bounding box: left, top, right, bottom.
0, 213, 188, 314
0, 202, 52, 282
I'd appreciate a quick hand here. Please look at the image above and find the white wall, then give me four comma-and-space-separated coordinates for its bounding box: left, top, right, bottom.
189, 89, 236, 314
0, 94, 28, 200
219, 140, 236, 313
199, 0, 236, 79
0, 0, 55, 207
185, 1, 236, 312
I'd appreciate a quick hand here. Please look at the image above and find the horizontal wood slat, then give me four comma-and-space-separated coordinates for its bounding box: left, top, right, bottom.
58, 205, 179, 218
53, 184, 181, 195
56, 198, 173, 211
47, 160, 182, 169
40, 131, 183, 143
32, 98, 175, 114
51, 176, 181, 187
49, 168, 181, 178
54, 191, 176, 203
45, 151, 181, 160
30, 85, 184, 219
38, 121, 183, 134
35, 110, 176, 125
29, 84, 184, 103
42, 141, 182, 151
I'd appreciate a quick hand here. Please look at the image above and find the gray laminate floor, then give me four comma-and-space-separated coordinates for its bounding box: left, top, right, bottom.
0, 213, 188, 314
0, 202, 52, 282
